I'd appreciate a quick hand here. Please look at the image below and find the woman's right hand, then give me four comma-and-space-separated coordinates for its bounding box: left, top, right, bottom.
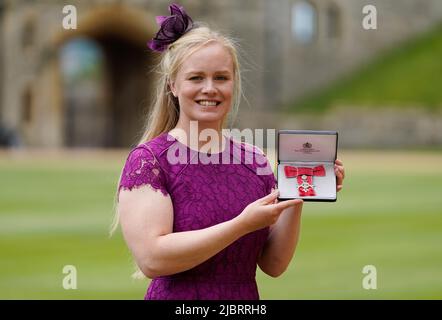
237, 189, 303, 234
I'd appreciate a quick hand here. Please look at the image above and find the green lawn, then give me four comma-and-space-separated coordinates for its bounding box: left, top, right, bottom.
1, 150, 441, 299
289, 23, 442, 113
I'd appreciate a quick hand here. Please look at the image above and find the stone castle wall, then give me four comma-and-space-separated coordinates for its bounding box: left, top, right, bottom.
1, 0, 441, 147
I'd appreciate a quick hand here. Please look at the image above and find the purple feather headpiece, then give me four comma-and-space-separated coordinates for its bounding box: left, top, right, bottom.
148, 3, 195, 52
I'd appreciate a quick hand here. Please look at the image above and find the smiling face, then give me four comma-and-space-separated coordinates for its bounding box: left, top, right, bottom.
169, 41, 234, 128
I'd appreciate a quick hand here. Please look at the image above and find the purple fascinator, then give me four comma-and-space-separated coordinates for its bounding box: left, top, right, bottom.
148, 3, 194, 52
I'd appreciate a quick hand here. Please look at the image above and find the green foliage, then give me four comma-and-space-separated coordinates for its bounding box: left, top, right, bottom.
289, 24, 442, 113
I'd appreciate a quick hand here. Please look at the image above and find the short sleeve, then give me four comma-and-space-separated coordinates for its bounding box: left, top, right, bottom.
259, 159, 277, 195
118, 145, 169, 198
263, 169, 277, 195
249, 144, 277, 195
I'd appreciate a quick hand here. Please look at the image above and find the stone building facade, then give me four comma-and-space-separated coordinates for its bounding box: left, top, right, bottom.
0, 0, 441, 147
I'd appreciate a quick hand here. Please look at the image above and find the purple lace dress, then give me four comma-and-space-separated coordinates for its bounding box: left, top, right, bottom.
118, 132, 276, 300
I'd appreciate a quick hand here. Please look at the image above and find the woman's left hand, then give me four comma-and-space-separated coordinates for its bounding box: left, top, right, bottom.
334, 159, 345, 192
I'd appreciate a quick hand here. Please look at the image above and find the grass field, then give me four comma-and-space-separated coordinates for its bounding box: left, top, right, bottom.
1, 149, 441, 299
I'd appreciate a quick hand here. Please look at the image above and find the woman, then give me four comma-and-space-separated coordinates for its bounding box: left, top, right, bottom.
115, 4, 345, 300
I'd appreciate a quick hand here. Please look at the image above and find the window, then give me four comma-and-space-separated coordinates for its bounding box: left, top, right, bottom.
22, 16, 36, 51
291, 1, 317, 44
22, 85, 33, 124
327, 4, 341, 39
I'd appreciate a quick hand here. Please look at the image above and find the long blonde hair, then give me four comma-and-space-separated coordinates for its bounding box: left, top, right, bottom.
138, 23, 243, 144
110, 24, 244, 278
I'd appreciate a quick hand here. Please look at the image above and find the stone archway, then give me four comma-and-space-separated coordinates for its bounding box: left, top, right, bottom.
54, 5, 157, 147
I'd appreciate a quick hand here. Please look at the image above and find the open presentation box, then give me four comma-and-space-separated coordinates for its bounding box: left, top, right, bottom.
277, 130, 338, 202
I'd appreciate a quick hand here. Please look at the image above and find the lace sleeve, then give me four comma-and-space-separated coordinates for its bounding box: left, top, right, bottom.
250, 144, 277, 194
265, 171, 277, 194
118, 146, 169, 197
260, 159, 277, 194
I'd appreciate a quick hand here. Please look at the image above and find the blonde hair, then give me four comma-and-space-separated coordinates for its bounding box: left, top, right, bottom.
110, 24, 244, 278
138, 23, 243, 144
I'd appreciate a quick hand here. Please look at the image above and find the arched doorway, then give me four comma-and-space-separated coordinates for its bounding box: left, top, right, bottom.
56, 5, 156, 147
